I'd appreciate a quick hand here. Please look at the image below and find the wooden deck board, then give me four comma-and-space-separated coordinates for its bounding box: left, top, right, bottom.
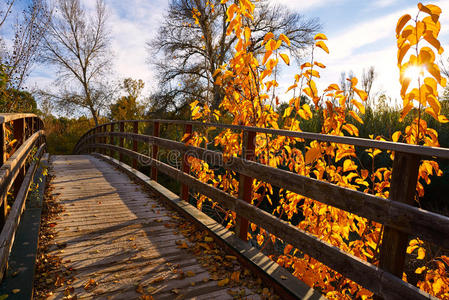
45, 155, 262, 299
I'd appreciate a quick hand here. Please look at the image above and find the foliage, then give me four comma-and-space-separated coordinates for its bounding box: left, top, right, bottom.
148, 0, 320, 113
44, 116, 97, 155
109, 78, 146, 121
185, 1, 449, 298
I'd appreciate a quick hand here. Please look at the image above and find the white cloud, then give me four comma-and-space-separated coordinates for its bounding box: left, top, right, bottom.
277, 1, 449, 106
271, 0, 347, 12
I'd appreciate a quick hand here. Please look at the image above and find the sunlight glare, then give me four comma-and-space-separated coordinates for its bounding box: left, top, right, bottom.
404, 65, 423, 81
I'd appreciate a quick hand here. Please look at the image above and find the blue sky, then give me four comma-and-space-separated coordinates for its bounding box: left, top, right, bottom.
10, 0, 449, 108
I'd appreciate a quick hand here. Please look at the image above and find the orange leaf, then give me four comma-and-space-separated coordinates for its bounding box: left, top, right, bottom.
314, 33, 328, 40
262, 32, 274, 45
280, 53, 290, 66
315, 41, 329, 53
351, 99, 365, 114
349, 111, 364, 124
396, 14, 411, 36
305, 147, 321, 165
279, 33, 291, 46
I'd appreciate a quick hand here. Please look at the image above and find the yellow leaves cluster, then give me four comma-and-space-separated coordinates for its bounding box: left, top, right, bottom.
397, 2, 447, 124
187, 1, 447, 299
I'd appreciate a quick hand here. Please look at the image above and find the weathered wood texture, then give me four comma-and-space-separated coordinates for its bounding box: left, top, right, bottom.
80, 134, 449, 250
94, 153, 326, 300
83, 146, 435, 300
47, 155, 262, 300
74, 119, 449, 159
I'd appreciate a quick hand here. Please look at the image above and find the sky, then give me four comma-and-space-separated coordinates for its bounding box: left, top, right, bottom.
6, 0, 449, 109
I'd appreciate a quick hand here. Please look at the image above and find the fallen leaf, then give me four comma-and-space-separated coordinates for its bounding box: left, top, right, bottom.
204, 236, 213, 242
186, 271, 195, 277
217, 278, 229, 287
12, 289, 20, 294
225, 255, 237, 261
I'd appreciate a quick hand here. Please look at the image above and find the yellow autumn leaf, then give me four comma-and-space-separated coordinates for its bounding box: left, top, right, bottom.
314, 33, 328, 40
217, 278, 229, 286
314, 61, 326, 68
349, 111, 364, 124
305, 147, 321, 165
417, 247, 426, 259
418, 3, 442, 17
351, 99, 365, 114
279, 33, 291, 46
392, 131, 401, 142
279, 53, 290, 65
262, 32, 274, 46
396, 14, 411, 36
415, 266, 427, 274
315, 41, 329, 53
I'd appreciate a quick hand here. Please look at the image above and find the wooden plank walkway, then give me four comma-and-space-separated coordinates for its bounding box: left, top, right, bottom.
43, 155, 268, 299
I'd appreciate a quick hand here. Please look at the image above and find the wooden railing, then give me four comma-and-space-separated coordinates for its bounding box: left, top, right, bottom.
74, 119, 449, 300
0, 113, 46, 281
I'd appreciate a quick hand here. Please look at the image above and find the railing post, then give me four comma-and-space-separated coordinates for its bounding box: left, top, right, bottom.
0, 123, 6, 166
236, 130, 256, 241
151, 121, 160, 181
12, 118, 25, 203
110, 123, 115, 158
133, 122, 138, 169
0, 122, 6, 228
181, 124, 193, 201
102, 125, 106, 155
378, 152, 420, 279
119, 122, 124, 162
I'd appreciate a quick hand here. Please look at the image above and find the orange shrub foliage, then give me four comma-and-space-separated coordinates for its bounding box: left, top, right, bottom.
187, 1, 448, 298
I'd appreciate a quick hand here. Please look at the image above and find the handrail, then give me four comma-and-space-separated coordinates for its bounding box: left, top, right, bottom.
74, 119, 449, 159
83, 131, 449, 249
0, 113, 46, 282
74, 119, 446, 299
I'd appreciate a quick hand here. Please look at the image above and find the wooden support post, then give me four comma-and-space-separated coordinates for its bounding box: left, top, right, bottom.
12, 118, 25, 202
0, 122, 7, 229
0, 123, 6, 166
102, 125, 106, 155
13, 118, 25, 150
133, 122, 138, 169
151, 121, 160, 181
236, 130, 256, 241
119, 122, 124, 162
181, 124, 193, 201
378, 152, 420, 279
110, 123, 115, 158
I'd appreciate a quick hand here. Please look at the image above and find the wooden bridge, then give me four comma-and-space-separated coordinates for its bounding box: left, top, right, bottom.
0, 114, 448, 299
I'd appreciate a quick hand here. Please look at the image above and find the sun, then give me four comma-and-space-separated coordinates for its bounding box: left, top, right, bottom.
404, 65, 423, 81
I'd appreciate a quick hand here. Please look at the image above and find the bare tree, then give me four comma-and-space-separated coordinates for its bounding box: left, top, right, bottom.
0, 0, 51, 90
361, 66, 376, 108
40, 0, 111, 125
148, 0, 321, 112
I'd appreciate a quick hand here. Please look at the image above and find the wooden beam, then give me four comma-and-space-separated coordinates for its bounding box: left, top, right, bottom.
75, 119, 449, 159
83, 133, 449, 249
181, 124, 192, 201
151, 121, 160, 181
379, 152, 420, 277
132, 122, 138, 169
236, 130, 256, 241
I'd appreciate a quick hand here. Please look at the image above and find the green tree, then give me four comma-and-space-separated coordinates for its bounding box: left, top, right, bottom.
109, 78, 146, 121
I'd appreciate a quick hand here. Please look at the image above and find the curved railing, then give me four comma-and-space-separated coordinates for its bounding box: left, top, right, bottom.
0, 113, 46, 281
74, 119, 449, 300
